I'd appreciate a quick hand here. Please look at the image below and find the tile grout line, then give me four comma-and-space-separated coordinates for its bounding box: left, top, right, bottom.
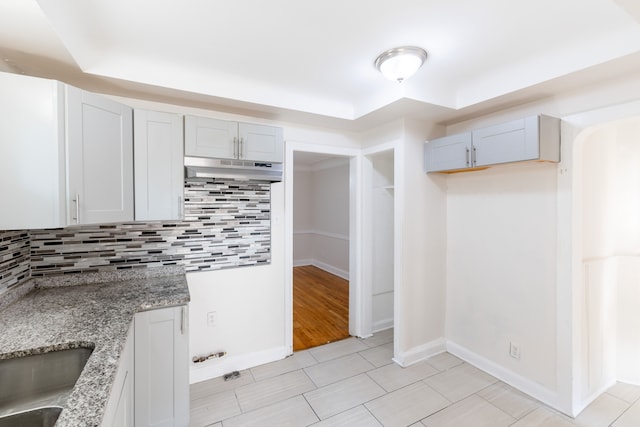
472, 384, 526, 423
193, 343, 640, 427
211, 334, 397, 425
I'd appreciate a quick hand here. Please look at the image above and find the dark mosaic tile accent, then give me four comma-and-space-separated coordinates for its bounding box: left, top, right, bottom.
29, 178, 271, 277
0, 230, 31, 294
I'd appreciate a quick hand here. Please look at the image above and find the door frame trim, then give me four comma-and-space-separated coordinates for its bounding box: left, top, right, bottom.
285, 142, 363, 352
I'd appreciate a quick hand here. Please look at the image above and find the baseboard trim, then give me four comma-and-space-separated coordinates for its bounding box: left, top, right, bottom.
189, 345, 290, 384
446, 341, 563, 414
293, 259, 313, 267
373, 318, 393, 333
293, 229, 349, 241
573, 379, 617, 417
393, 337, 446, 367
292, 259, 349, 281
615, 375, 640, 387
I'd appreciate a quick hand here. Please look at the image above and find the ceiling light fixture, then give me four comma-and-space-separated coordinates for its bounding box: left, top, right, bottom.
375, 46, 427, 83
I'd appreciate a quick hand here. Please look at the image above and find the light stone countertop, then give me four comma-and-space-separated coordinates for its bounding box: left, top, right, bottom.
0, 268, 190, 427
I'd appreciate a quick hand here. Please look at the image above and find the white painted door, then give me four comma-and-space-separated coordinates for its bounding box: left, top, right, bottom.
135, 306, 189, 427
134, 110, 184, 221
239, 122, 284, 162
424, 132, 472, 172
184, 115, 236, 159
66, 86, 133, 225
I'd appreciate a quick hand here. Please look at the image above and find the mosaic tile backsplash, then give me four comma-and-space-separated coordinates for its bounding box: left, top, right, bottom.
0, 230, 30, 294
1, 178, 271, 286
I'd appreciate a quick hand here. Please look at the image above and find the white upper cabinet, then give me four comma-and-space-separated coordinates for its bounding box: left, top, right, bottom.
472, 115, 555, 166
424, 115, 560, 173
134, 110, 184, 221
0, 73, 134, 229
424, 132, 472, 172
0, 73, 67, 230
66, 86, 134, 225
184, 115, 283, 163
238, 122, 284, 162
184, 116, 236, 159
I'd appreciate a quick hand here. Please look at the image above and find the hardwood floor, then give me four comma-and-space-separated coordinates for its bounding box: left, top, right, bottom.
293, 265, 349, 352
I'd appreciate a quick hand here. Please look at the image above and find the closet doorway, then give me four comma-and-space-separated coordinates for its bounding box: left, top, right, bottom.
292, 152, 351, 351
364, 149, 395, 333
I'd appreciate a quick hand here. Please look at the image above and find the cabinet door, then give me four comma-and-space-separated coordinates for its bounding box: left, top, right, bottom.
238, 122, 284, 162
0, 72, 66, 229
424, 132, 472, 172
472, 116, 539, 167
135, 306, 189, 427
66, 86, 133, 225
184, 115, 236, 159
134, 110, 184, 221
102, 324, 134, 427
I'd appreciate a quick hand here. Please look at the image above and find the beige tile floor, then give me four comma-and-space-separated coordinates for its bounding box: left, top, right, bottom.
189, 329, 640, 427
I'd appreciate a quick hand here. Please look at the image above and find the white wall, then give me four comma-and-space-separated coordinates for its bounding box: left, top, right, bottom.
439, 75, 640, 416
394, 120, 448, 365
188, 182, 286, 382
613, 119, 640, 385
576, 125, 618, 403
293, 159, 350, 279
292, 169, 313, 263
576, 116, 640, 402
617, 256, 640, 383
446, 163, 559, 390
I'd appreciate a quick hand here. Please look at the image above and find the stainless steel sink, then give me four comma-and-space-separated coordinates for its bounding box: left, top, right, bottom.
0, 406, 62, 427
0, 347, 93, 421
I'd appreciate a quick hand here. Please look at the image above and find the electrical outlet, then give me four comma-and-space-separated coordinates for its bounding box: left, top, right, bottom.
509, 341, 521, 359
207, 311, 217, 327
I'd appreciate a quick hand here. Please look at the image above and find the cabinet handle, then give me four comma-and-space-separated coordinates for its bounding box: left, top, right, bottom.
472, 146, 477, 166
239, 137, 244, 159
180, 306, 186, 335
72, 194, 80, 224
465, 148, 470, 167
233, 136, 238, 158
178, 196, 183, 220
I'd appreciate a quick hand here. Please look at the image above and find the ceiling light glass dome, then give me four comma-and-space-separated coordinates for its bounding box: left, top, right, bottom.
375, 46, 427, 83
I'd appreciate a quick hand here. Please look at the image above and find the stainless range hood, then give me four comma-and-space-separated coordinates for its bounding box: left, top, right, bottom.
184, 156, 283, 182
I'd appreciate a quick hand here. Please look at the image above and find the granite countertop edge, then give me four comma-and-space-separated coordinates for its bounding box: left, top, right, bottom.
0, 267, 190, 427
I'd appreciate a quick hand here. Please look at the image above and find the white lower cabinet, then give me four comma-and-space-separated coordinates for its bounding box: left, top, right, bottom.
103, 324, 134, 427
134, 305, 190, 427
102, 305, 189, 427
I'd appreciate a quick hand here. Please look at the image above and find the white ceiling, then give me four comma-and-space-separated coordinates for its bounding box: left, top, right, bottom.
1, 0, 640, 130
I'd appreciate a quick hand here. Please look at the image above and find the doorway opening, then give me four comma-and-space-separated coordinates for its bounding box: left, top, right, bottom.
364, 149, 395, 333
291, 152, 351, 351
575, 115, 640, 396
